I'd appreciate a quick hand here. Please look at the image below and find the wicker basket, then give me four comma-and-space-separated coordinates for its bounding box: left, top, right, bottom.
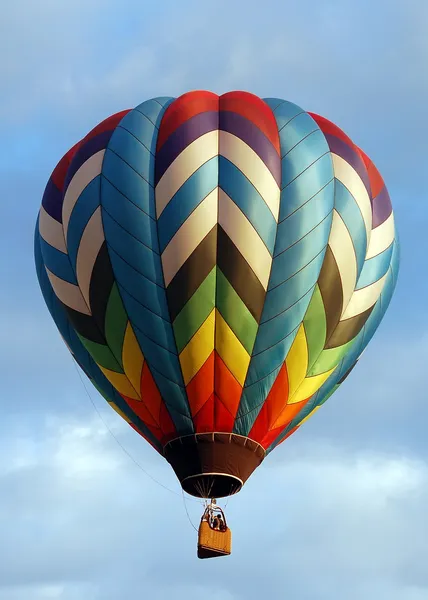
197, 520, 232, 559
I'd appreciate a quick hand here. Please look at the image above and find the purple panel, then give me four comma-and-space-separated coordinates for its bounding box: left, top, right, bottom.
63, 130, 113, 193
41, 178, 63, 223
220, 110, 281, 186
154, 110, 219, 185
372, 185, 392, 228
325, 133, 371, 197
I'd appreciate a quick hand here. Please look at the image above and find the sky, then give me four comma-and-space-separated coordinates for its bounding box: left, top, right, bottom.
1, 0, 427, 598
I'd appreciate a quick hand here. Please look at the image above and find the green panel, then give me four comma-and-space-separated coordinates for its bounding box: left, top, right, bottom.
303, 284, 327, 370
104, 283, 128, 368
173, 267, 216, 353
78, 334, 122, 373
216, 268, 258, 354
307, 338, 356, 377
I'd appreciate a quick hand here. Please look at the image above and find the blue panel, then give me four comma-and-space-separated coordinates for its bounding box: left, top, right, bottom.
219, 156, 277, 255
66, 176, 101, 270
245, 325, 300, 387
281, 130, 331, 189
118, 110, 159, 155
263, 99, 304, 132
102, 209, 163, 286
356, 243, 394, 289
278, 113, 320, 157
34, 225, 162, 451
157, 157, 218, 252
103, 101, 193, 431
108, 127, 153, 184
233, 105, 334, 430
261, 252, 325, 322
233, 364, 283, 436
334, 179, 367, 277
108, 247, 169, 319
101, 178, 159, 254
253, 287, 315, 354
262, 97, 289, 112
147, 366, 194, 434
279, 153, 334, 222
130, 322, 183, 388
118, 285, 176, 353
39, 236, 77, 284
274, 183, 334, 256
134, 97, 174, 125
102, 149, 156, 219
269, 217, 331, 289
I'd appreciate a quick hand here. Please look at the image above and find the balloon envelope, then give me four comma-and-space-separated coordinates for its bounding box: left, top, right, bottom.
35, 91, 399, 498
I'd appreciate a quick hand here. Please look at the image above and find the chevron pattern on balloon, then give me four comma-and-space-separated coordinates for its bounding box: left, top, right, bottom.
35, 90, 399, 469
36, 105, 183, 448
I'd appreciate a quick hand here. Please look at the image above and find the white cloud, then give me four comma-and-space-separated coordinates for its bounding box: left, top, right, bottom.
1, 414, 428, 599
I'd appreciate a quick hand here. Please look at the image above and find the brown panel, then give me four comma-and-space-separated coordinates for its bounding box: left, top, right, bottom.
217, 226, 266, 323
318, 245, 343, 341
325, 305, 375, 349
166, 225, 217, 321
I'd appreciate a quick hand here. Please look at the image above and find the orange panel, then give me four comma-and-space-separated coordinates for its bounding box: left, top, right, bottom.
249, 364, 289, 442
186, 351, 215, 417
214, 352, 242, 419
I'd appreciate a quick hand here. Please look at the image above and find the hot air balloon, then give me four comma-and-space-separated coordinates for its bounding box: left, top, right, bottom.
34, 91, 399, 559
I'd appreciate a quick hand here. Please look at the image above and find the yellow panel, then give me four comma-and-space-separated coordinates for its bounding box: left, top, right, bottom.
99, 365, 140, 400
122, 322, 144, 396
285, 324, 308, 399
179, 309, 215, 385
108, 401, 132, 423
288, 368, 336, 405
215, 310, 250, 386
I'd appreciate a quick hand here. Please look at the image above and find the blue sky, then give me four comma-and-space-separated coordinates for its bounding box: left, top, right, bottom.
1, 0, 427, 598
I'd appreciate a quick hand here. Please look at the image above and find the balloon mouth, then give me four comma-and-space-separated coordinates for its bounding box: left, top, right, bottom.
181, 473, 243, 499
164, 433, 265, 499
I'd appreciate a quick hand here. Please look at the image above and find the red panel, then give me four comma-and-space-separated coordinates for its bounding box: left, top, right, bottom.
359, 147, 385, 198
214, 352, 242, 420
51, 142, 82, 190
193, 393, 215, 433
214, 394, 235, 431
122, 394, 159, 428
186, 352, 215, 417
82, 110, 130, 142
50, 110, 130, 191
140, 363, 176, 440
309, 112, 355, 147
156, 91, 219, 150
159, 403, 177, 443
220, 91, 280, 154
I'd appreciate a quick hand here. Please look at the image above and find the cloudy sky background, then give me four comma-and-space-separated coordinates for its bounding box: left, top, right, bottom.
1, 0, 427, 598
